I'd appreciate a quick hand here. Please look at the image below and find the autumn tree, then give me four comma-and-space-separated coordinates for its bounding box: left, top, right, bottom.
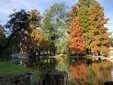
67, 0, 91, 54
23, 9, 42, 55
3, 9, 42, 57
28, 29, 45, 56
76, 0, 92, 54
68, 0, 110, 55
69, 17, 85, 55
88, 2, 110, 55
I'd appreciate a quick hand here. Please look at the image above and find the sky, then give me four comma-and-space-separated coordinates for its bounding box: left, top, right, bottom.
0, 0, 113, 32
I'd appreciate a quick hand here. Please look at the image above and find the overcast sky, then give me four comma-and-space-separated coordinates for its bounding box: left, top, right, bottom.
0, 0, 113, 32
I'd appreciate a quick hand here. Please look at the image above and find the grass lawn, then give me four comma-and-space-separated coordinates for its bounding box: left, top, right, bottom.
0, 61, 40, 84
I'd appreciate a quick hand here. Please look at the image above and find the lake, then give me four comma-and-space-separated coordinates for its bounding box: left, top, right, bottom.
38, 58, 113, 85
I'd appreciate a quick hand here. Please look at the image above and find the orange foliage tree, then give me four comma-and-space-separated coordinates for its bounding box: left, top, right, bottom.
23, 9, 42, 55
69, 17, 85, 55
88, 2, 110, 54
24, 29, 44, 55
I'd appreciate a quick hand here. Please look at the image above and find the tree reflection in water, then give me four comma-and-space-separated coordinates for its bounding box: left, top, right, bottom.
70, 61, 86, 84
37, 58, 113, 85
56, 59, 113, 85
86, 61, 112, 85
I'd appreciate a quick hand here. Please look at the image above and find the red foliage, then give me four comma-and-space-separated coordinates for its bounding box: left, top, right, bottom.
69, 17, 85, 54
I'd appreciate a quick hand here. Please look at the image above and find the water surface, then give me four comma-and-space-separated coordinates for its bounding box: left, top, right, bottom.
38, 58, 113, 85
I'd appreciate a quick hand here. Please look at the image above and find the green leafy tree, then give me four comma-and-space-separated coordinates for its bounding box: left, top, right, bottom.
0, 10, 30, 59
5, 9, 29, 53
42, 2, 69, 54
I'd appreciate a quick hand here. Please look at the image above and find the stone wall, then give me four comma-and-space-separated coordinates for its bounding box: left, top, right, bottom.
0, 73, 32, 85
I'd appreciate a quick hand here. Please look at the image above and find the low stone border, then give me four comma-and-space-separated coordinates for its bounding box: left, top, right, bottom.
0, 73, 32, 85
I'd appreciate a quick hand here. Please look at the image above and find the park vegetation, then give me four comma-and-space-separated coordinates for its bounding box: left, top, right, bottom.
0, 0, 111, 60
